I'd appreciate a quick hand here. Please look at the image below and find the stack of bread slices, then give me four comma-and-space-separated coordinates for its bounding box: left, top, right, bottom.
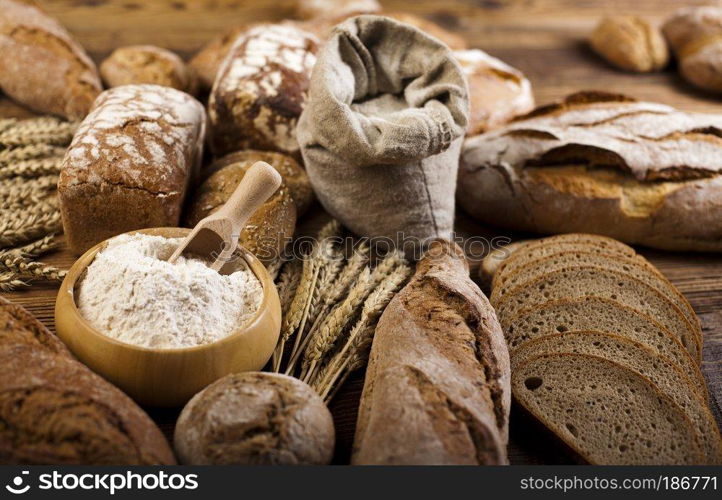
486, 234, 721, 465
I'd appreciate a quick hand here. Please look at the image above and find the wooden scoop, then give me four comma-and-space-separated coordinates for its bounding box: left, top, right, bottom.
168, 161, 282, 272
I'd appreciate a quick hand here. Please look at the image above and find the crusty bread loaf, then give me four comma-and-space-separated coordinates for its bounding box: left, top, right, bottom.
513, 353, 703, 464
495, 266, 702, 361
209, 23, 319, 157
492, 250, 699, 336
512, 332, 722, 464
459, 92, 722, 251
454, 49, 534, 134
100, 45, 197, 95
185, 161, 297, 264
353, 240, 510, 465
0, 0, 102, 120
188, 25, 248, 92
206, 150, 314, 216
174, 372, 334, 465
58, 84, 206, 254
590, 16, 668, 72
0, 344, 175, 465
504, 296, 706, 394
0, 297, 70, 357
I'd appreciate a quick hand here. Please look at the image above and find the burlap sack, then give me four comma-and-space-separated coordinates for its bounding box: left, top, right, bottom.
297, 15, 469, 253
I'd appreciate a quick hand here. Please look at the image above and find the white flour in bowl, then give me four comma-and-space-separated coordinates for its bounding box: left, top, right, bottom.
77, 233, 263, 349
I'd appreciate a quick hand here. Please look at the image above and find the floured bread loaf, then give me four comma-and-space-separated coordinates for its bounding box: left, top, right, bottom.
459, 91, 722, 251
209, 23, 319, 157
59, 84, 206, 253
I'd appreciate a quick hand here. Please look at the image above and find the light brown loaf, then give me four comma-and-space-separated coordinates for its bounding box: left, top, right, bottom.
353, 240, 510, 465
511, 332, 722, 464
494, 266, 702, 361
503, 296, 706, 395
513, 353, 703, 465
590, 16, 668, 72
188, 25, 248, 92
209, 23, 319, 157
100, 45, 197, 95
0, 0, 102, 120
58, 84, 206, 254
459, 92, 722, 251
0, 344, 175, 465
174, 372, 334, 465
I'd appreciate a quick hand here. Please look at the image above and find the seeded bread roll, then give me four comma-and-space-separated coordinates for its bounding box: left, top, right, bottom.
353, 240, 510, 465
209, 23, 319, 157
0, 344, 175, 465
512, 332, 722, 464
503, 296, 706, 394
58, 84, 206, 254
185, 160, 297, 264
174, 372, 334, 465
100, 45, 197, 95
0, 297, 70, 357
0, 0, 102, 120
513, 353, 703, 464
206, 150, 314, 216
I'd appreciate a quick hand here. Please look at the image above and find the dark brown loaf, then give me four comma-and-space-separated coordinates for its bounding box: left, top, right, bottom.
209, 23, 319, 157
352, 240, 510, 465
58, 84, 206, 254
0, 344, 175, 465
0, 297, 70, 357
174, 372, 334, 465
0, 0, 102, 120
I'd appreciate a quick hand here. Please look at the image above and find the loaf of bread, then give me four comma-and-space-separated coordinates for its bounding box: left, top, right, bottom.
100, 45, 197, 95
0, 297, 70, 357
174, 372, 334, 465
0, 344, 175, 465
0, 0, 102, 120
590, 16, 668, 72
206, 150, 314, 216
663, 7, 722, 93
209, 23, 319, 157
454, 49, 534, 134
185, 160, 297, 264
58, 84, 206, 254
353, 240, 510, 465
189, 26, 249, 92
459, 91, 722, 251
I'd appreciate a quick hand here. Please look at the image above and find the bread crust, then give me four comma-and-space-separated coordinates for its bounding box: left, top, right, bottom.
0, 297, 70, 356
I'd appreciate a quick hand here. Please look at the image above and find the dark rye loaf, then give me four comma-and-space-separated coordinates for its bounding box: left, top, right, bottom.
352, 240, 510, 465
0, 296, 70, 357
0, 345, 175, 465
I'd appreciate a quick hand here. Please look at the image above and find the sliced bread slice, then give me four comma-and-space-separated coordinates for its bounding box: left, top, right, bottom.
493, 233, 637, 286
511, 332, 722, 464
479, 240, 529, 290
512, 353, 704, 465
491, 250, 701, 346
503, 297, 706, 394
495, 266, 701, 362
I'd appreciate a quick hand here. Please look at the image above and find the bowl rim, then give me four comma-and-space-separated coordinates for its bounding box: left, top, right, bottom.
60, 227, 277, 355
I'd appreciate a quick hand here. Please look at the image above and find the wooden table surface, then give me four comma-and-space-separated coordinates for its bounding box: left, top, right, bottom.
2, 0, 722, 465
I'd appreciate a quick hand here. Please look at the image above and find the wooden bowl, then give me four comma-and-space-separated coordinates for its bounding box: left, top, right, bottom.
55, 227, 281, 407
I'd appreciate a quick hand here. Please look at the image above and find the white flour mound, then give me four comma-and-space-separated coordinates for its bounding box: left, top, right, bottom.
77, 233, 263, 349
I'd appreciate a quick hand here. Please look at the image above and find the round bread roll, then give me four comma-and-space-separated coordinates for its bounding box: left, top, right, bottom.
100, 45, 197, 95
188, 25, 249, 92
185, 159, 297, 264
174, 372, 335, 465
207, 150, 314, 216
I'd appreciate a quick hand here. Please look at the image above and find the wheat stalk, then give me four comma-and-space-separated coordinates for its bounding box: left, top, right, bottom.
0, 118, 76, 147
0, 253, 66, 282
0, 210, 62, 249
0, 157, 63, 179
0, 272, 28, 292
276, 259, 302, 316
11, 234, 61, 258
0, 144, 65, 165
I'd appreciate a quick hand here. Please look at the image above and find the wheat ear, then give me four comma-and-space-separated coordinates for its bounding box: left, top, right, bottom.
0, 157, 63, 179
0, 144, 65, 165
11, 234, 61, 258
0, 210, 62, 249
0, 272, 28, 292
0, 252, 66, 282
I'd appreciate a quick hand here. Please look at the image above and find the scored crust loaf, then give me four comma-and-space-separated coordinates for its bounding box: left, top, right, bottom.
209, 23, 319, 157
100, 45, 197, 95
0, 344, 175, 465
0, 297, 70, 357
459, 91, 722, 251
0, 0, 102, 120
512, 353, 703, 465
454, 49, 534, 134
58, 84, 206, 254
174, 372, 334, 465
352, 240, 510, 465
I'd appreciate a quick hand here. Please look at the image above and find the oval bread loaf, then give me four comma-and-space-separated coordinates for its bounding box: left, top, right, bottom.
188, 25, 248, 92
0, 0, 102, 120
0, 296, 71, 357
58, 84, 206, 254
174, 372, 334, 465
